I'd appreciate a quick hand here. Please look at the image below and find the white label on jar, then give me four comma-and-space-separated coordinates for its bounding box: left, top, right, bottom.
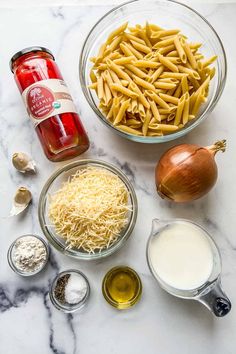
22, 79, 77, 126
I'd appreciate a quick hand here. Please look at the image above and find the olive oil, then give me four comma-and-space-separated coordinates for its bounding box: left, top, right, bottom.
102, 266, 142, 309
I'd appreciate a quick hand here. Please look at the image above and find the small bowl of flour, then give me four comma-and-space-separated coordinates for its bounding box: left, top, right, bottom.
7, 234, 49, 276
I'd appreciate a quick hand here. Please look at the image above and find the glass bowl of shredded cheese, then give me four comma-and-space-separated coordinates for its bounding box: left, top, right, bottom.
38, 159, 138, 260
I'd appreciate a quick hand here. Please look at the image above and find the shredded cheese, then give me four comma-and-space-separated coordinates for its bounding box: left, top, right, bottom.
48, 166, 132, 253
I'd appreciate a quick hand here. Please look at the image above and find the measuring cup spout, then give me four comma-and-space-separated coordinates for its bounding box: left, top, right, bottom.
198, 278, 231, 317
151, 219, 167, 236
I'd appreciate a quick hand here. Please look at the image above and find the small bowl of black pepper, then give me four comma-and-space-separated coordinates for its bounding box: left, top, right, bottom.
49, 269, 90, 313
7, 234, 49, 277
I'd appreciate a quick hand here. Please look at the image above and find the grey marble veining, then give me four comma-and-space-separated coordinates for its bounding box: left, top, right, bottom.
0, 3, 236, 354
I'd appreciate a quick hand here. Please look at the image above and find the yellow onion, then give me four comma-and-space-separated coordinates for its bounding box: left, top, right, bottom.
155, 140, 226, 202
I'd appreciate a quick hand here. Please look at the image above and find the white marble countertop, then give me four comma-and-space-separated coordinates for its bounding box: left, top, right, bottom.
0, 2, 236, 354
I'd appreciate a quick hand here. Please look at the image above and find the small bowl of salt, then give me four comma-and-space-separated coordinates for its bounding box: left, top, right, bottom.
49, 269, 90, 313
7, 234, 49, 277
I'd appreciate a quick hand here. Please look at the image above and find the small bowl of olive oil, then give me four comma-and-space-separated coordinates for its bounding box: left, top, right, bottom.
102, 266, 142, 309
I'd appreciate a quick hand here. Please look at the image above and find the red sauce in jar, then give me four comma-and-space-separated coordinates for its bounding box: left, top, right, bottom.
10, 47, 89, 162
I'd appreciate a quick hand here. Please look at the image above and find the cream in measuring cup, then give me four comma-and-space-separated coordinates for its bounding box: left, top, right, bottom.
147, 219, 231, 317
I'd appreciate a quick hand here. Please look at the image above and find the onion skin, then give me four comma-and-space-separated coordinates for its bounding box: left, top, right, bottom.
156, 141, 226, 203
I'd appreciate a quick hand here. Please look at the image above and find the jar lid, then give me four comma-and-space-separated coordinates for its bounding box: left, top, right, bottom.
10, 46, 54, 72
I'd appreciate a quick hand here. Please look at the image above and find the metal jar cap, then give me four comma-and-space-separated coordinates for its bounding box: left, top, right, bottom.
10, 46, 54, 72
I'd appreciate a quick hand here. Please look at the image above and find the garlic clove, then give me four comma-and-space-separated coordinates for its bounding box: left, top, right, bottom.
10, 187, 32, 216
12, 152, 36, 174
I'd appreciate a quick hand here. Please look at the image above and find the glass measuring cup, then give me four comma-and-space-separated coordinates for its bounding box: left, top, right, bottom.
146, 219, 231, 317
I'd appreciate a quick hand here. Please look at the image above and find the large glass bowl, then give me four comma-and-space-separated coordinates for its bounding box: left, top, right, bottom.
38, 159, 138, 260
79, 0, 227, 143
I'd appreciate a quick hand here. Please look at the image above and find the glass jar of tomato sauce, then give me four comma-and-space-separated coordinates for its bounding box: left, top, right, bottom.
10, 47, 89, 162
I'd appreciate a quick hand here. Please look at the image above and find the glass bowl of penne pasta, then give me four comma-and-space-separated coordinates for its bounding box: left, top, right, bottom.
79, 0, 226, 142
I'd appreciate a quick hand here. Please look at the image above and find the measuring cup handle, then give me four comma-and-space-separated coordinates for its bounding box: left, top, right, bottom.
198, 279, 231, 317
213, 297, 231, 317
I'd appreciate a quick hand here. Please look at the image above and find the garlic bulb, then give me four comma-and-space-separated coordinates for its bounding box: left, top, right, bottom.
12, 152, 36, 173
10, 187, 32, 216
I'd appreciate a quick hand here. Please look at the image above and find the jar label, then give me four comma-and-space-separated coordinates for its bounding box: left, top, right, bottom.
22, 79, 77, 126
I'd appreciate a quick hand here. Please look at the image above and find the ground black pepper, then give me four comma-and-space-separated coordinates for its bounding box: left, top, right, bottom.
54, 274, 70, 304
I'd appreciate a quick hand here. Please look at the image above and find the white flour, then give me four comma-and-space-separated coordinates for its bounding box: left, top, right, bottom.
12, 235, 47, 272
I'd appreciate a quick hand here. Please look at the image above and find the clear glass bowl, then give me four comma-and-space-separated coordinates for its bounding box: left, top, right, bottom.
49, 269, 90, 313
102, 266, 142, 309
79, 0, 227, 143
38, 159, 138, 260
7, 234, 49, 277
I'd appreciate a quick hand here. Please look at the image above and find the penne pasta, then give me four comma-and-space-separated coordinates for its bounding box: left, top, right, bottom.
134, 60, 160, 68
116, 125, 143, 135
147, 131, 164, 136
183, 42, 197, 69
106, 22, 128, 45
173, 83, 182, 98
165, 57, 182, 64
88, 82, 98, 90
90, 69, 97, 83
178, 65, 200, 80
150, 65, 164, 83
160, 72, 187, 79
109, 69, 122, 85
182, 92, 190, 125
181, 75, 188, 94
153, 37, 175, 48
126, 118, 143, 127
142, 109, 152, 136
106, 35, 123, 54
138, 102, 146, 118
123, 42, 144, 59
112, 96, 121, 121
154, 81, 177, 90
145, 22, 153, 40
110, 83, 139, 98
133, 75, 156, 91
120, 42, 135, 57
158, 44, 176, 55
125, 63, 148, 79
106, 59, 132, 82
103, 82, 112, 105
188, 76, 200, 90
113, 56, 135, 65
159, 93, 179, 105
137, 29, 153, 48
89, 21, 217, 137
130, 40, 151, 54
129, 81, 150, 109
97, 75, 104, 100
174, 36, 187, 63
167, 112, 175, 121
158, 54, 179, 72
174, 94, 186, 125
191, 90, 205, 116
202, 55, 217, 68
149, 99, 161, 122
124, 32, 146, 45
189, 42, 202, 50
149, 123, 179, 132
107, 100, 115, 120
152, 29, 180, 39
114, 99, 130, 125
96, 43, 107, 63
167, 50, 178, 57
